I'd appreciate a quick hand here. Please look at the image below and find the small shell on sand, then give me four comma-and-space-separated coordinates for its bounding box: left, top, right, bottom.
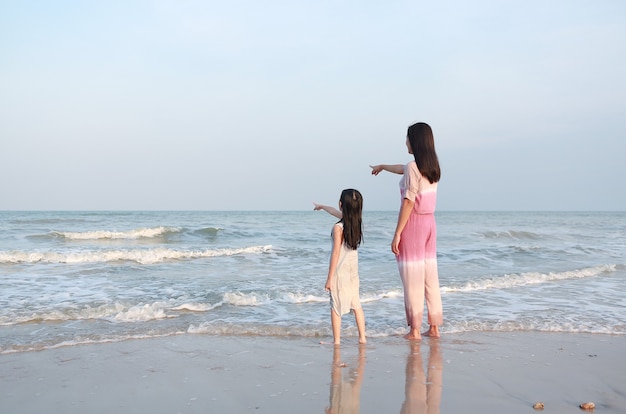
580, 402, 595, 411
532, 402, 545, 410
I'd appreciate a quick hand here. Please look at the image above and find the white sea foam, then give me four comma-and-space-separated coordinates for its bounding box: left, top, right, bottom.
280, 292, 328, 304
187, 322, 330, 338
172, 302, 223, 312
0, 332, 184, 354
113, 302, 171, 322
0, 245, 272, 264
53, 226, 181, 240
361, 290, 403, 303
442, 264, 616, 293
442, 319, 624, 335
0, 299, 233, 327
0, 302, 170, 325
222, 292, 270, 306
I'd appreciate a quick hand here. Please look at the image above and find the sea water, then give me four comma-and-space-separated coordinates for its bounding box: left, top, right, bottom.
0, 211, 624, 353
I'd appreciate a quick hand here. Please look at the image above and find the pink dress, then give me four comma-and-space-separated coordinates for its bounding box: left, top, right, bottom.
397, 161, 443, 328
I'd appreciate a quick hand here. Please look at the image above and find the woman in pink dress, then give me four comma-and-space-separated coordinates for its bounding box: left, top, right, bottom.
370, 122, 443, 340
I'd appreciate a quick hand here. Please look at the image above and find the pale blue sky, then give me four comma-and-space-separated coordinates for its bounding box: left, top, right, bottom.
1, 1, 625, 211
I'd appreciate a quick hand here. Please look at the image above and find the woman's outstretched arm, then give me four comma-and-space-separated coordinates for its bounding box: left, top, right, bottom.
370, 164, 404, 176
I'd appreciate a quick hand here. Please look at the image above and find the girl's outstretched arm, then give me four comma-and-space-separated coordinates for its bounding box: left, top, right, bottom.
312, 202, 342, 219
370, 164, 404, 176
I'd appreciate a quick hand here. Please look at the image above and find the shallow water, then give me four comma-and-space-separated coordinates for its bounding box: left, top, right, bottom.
1, 210, 624, 353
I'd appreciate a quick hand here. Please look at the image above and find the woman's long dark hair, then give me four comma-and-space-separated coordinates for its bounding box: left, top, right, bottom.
407, 122, 441, 184
339, 189, 363, 250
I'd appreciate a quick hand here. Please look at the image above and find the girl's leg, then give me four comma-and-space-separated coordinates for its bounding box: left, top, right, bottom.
353, 307, 367, 344
331, 309, 341, 345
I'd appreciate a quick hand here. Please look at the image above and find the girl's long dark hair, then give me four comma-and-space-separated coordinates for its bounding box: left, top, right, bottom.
339, 189, 363, 250
407, 122, 441, 184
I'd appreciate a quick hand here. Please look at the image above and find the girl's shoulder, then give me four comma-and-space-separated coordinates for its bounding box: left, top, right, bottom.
331, 222, 344, 240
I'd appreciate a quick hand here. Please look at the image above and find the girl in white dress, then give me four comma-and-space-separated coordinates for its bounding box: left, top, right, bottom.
313, 189, 366, 345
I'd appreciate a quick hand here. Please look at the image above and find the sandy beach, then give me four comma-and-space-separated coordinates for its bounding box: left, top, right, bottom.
1, 332, 624, 413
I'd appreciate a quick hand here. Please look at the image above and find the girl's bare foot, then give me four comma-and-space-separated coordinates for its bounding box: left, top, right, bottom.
319, 340, 341, 345
358, 337, 367, 344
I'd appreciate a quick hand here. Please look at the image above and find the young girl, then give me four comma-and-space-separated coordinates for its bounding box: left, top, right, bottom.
313, 189, 367, 345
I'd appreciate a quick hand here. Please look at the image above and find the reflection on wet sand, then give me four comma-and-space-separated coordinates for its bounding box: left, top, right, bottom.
400, 340, 443, 414
325, 345, 366, 414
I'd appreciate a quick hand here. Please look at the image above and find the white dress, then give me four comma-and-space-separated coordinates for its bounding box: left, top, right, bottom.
329, 222, 362, 316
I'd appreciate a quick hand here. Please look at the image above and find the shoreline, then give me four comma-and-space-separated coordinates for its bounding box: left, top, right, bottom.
2, 332, 625, 413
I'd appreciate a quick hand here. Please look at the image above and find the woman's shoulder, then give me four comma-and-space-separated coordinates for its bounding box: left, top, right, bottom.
405, 160, 421, 175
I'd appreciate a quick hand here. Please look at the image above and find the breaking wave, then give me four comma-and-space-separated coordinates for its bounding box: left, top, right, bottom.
0, 245, 272, 265
442, 264, 616, 292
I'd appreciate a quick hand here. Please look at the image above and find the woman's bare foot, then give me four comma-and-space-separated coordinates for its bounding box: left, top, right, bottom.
422, 325, 440, 338
404, 327, 421, 341
358, 336, 367, 344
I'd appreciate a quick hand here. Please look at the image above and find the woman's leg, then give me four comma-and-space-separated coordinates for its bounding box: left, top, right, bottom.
398, 214, 427, 340
399, 261, 426, 339
423, 215, 443, 334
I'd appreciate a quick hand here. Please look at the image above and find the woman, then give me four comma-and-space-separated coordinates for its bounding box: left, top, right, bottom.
370, 122, 443, 340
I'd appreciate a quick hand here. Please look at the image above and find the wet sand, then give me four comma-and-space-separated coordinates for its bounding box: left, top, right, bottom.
1, 332, 624, 413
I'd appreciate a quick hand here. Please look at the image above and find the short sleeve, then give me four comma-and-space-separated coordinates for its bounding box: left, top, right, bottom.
403, 162, 421, 202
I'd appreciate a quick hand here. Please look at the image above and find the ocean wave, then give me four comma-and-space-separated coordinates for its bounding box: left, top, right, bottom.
50, 226, 182, 240
443, 319, 625, 335
218, 289, 403, 307
279, 292, 328, 304
3, 307, 624, 354
361, 290, 403, 303
223, 292, 271, 306
193, 227, 222, 236
112, 302, 172, 322
0, 300, 229, 326
0, 245, 272, 264
3, 321, 622, 355
0, 288, 401, 328
189, 318, 625, 338
0, 302, 170, 326
187, 322, 330, 337
0, 332, 184, 355
478, 230, 543, 240
171, 302, 223, 312
442, 264, 616, 293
